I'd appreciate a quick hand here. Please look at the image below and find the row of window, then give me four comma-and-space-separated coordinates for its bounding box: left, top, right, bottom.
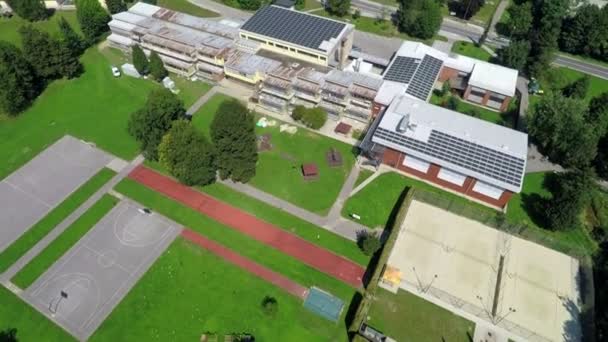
241, 34, 327, 62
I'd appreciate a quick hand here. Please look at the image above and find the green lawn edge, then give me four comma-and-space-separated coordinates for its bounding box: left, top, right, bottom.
12, 195, 119, 289
0, 168, 116, 273
115, 179, 359, 301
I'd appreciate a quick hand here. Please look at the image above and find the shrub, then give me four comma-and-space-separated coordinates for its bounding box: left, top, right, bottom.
356, 231, 381, 256
261, 296, 278, 316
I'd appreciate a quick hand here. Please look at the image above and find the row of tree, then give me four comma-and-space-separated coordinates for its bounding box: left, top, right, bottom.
560, 4, 608, 63
396, 0, 442, 40
132, 45, 168, 81
128, 90, 258, 185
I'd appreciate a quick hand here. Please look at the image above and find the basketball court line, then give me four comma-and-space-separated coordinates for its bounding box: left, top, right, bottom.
1, 179, 52, 208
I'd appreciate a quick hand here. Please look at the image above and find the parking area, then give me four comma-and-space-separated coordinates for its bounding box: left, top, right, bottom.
383, 200, 581, 342
0, 135, 113, 253
23, 199, 180, 340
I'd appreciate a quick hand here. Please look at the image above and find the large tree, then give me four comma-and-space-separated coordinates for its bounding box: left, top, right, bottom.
58, 17, 85, 57
496, 39, 530, 71
210, 100, 258, 182
149, 51, 168, 81
0, 42, 39, 115
6, 0, 47, 21
458, 0, 485, 20
528, 0, 569, 77
588, 92, 608, 136
105, 0, 126, 14
504, 1, 533, 38
528, 94, 599, 168
595, 135, 608, 180
131, 45, 148, 76
158, 120, 217, 186
562, 75, 590, 99
326, 0, 350, 17
76, 0, 110, 44
128, 89, 186, 159
544, 168, 595, 231
396, 0, 442, 40
560, 4, 608, 62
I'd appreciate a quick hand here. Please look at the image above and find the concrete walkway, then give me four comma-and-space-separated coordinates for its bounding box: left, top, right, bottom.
0, 155, 144, 287
488, 0, 509, 39
186, 86, 218, 115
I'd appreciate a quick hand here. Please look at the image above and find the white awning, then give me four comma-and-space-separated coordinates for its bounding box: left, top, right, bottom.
437, 167, 466, 186
472, 181, 504, 200
402, 155, 430, 173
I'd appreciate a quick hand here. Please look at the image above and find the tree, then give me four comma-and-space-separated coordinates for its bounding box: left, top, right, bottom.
357, 231, 381, 256
396, 0, 442, 40
19, 25, 61, 79
58, 17, 85, 57
6, 0, 47, 21
528, 94, 599, 168
76, 0, 111, 44
496, 39, 530, 71
128, 89, 186, 159
505, 2, 533, 38
105, 0, 126, 14
238, 0, 262, 11
595, 135, 608, 180
158, 120, 217, 186
544, 168, 595, 231
562, 76, 590, 99
444, 96, 458, 110
458, 0, 485, 20
560, 4, 608, 62
0, 42, 40, 115
326, 0, 350, 17
55, 40, 83, 79
261, 296, 278, 316
131, 45, 148, 76
291, 105, 306, 121
149, 51, 168, 81
588, 92, 608, 136
210, 100, 258, 183
528, 0, 569, 77
0, 328, 17, 342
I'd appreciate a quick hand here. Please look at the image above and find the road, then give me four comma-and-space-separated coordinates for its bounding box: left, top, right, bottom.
553, 54, 608, 80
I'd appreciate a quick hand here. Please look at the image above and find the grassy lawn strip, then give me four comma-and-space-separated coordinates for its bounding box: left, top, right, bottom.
0, 286, 75, 341
115, 179, 357, 300
367, 288, 475, 341
343, 172, 493, 229
158, 0, 219, 17
172, 77, 213, 108
90, 239, 348, 341
0, 11, 80, 46
12, 195, 119, 289
451, 41, 492, 61
354, 169, 375, 188
430, 93, 515, 127
0, 168, 116, 273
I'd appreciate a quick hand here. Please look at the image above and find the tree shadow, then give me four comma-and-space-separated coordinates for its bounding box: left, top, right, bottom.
343, 291, 364, 338
562, 298, 584, 342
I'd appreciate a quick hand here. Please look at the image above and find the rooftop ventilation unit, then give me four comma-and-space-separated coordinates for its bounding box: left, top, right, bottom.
397, 114, 410, 133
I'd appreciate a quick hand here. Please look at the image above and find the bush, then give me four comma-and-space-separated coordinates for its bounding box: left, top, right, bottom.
291, 105, 306, 121
291, 106, 327, 130
445, 96, 458, 110
261, 296, 278, 316
356, 231, 381, 256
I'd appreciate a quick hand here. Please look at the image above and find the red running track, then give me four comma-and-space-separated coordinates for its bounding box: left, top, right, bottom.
129, 165, 365, 288
182, 228, 309, 299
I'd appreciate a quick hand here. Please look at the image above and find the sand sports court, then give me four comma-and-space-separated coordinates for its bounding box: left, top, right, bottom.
382, 200, 581, 342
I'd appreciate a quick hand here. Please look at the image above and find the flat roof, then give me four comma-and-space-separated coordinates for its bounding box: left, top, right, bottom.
240, 5, 351, 53
469, 62, 518, 97
372, 96, 527, 192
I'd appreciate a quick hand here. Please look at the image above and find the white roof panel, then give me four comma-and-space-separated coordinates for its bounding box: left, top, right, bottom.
468, 62, 518, 97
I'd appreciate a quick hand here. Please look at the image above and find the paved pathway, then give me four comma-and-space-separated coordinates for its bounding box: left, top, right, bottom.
182, 228, 309, 298
515, 76, 529, 132
186, 86, 218, 115
488, 0, 509, 39
129, 165, 366, 287
0, 155, 144, 286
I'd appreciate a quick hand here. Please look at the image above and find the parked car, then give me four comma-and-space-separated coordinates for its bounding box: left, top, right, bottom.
111, 66, 121, 77
138, 208, 152, 215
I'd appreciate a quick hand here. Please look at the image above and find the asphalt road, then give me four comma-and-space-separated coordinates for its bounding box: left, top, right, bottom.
553, 54, 608, 80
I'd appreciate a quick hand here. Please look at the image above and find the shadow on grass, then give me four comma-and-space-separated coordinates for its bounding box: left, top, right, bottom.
520, 172, 560, 229
344, 291, 364, 339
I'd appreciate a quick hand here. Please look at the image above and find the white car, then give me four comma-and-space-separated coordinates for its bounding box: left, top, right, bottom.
138, 208, 152, 215
111, 66, 121, 77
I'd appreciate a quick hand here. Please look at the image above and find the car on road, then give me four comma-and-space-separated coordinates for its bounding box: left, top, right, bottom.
111, 66, 121, 77
138, 208, 152, 215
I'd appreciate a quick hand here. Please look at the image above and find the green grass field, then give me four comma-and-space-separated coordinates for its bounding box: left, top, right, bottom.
530, 67, 608, 110
0, 286, 74, 342
192, 94, 356, 214
354, 169, 375, 188
0, 11, 81, 46
342, 172, 492, 229
115, 179, 358, 300
158, 0, 219, 17
12, 195, 119, 289
367, 288, 475, 341
451, 41, 492, 61
0, 169, 116, 273
90, 238, 348, 341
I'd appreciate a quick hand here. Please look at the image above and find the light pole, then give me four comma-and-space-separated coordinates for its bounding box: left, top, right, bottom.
476, 294, 516, 325
412, 267, 438, 293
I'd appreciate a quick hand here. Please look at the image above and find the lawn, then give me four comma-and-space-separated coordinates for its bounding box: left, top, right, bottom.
354, 169, 375, 188
342, 172, 491, 229
367, 288, 475, 342
0, 286, 74, 342
0, 168, 116, 273
12, 195, 119, 289
506, 172, 597, 257
115, 179, 358, 300
158, 0, 219, 17
192, 94, 356, 214
0, 11, 80, 46
470, 0, 501, 27
90, 238, 349, 341
430, 93, 515, 127
172, 77, 213, 108
0, 48, 157, 178
451, 41, 492, 61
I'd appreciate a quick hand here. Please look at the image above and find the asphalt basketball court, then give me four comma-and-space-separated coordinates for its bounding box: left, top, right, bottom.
0, 135, 112, 253
23, 199, 180, 340
385, 200, 581, 342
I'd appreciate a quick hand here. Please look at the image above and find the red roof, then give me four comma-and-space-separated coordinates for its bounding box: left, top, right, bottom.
334, 122, 352, 134
302, 163, 319, 176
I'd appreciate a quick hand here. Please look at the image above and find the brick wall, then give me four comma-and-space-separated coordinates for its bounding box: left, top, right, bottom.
464, 85, 512, 113
381, 148, 512, 208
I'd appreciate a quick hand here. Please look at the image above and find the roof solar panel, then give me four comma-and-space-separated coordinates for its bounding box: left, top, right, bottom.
405, 55, 443, 101
383, 56, 419, 83
240, 6, 346, 52
373, 128, 525, 188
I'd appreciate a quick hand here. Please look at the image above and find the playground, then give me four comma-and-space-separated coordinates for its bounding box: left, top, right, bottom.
383, 200, 581, 342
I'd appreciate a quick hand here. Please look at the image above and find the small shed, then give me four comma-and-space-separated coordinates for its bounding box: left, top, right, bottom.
257, 133, 272, 151
334, 122, 352, 135
301, 163, 319, 180
326, 148, 343, 167
121, 63, 141, 78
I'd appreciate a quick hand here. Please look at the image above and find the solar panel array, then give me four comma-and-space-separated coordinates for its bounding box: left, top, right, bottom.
373, 127, 525, 188
383, 56, 419, 83
240, 6, 346, 51
405, 55, 444, 101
